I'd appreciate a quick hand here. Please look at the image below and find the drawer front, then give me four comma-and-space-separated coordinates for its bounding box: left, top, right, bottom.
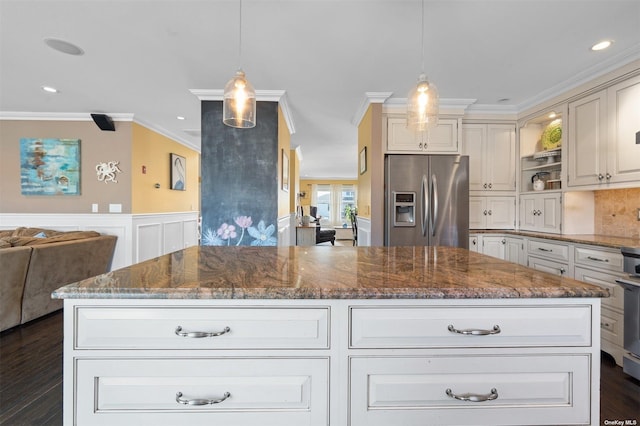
601, 305, 624, 346
574, 266, 625, 311
528, 239, 569, 261
75, 307, 329, 349
76, 357, 328, 426
350, 355, 591, 426
574, 246, 624, 272
527, 256, 571, 277
350, 306, 591, 348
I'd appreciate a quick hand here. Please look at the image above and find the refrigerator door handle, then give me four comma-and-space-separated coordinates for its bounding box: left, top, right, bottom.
421, 174, 428, 237
431, 174, 438, 237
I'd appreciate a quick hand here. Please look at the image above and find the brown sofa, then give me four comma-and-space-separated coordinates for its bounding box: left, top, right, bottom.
0, 227, 117, 332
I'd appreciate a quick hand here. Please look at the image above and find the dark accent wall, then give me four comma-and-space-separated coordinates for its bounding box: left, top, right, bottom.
200, 101, 279, 246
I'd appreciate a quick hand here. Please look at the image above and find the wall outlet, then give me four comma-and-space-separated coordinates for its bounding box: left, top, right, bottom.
92, 203, 98, 213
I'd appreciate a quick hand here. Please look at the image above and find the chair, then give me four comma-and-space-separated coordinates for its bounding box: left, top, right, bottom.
315, 224, 335, 245
350, 211, 358, 246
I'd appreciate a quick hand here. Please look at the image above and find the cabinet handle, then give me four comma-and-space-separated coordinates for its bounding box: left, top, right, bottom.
176, 391, 231, 406
446, 388, 498, 402
598, 173, 604, 181
487, 210, 492, 215
447, 324, 501, 335
538, 247, 552, 252
587, 256, 609, 263
175, 326, 231, 338
472, 239, 477, 245
560, 267, 566, 275
488, 183, 492, 189
483, 210, 487, 215
418, 143, 423, 150
483, 183, 488, 189
606, 173, 612, 180
501, 239, 506, 244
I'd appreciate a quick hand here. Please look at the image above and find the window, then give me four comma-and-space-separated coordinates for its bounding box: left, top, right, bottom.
312, 184, 356, 226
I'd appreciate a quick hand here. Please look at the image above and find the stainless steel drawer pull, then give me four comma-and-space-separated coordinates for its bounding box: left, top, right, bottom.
175, 326, 231, 338
176, 391, 231, 405
446, 388, 498, 402
587, 256, 608, 262
447, 324, 501, 335
538, 247, 552, 252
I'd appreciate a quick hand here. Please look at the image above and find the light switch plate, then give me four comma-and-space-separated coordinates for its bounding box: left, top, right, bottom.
91, 203, 98, 213
109, 203, 122, 213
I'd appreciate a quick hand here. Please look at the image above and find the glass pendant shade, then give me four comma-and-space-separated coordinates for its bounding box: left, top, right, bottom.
407, 73, 439, 132
223, 69, 256, 128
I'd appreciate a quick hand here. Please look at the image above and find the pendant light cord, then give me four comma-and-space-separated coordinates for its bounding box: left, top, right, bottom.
420, 0, 424, 74
238, 0, 243, 69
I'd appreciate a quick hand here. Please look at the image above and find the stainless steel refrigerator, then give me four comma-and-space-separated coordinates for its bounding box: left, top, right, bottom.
385, 154, 469, 248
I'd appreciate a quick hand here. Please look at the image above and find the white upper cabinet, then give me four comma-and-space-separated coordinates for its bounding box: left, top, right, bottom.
519, 192, 562, 234
386, 116, 460, 153
462, 123, 516, 192
607, 75, 640, 184
568, 74, 640, 187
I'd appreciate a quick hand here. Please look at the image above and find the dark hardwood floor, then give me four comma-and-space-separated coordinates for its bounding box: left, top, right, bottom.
1, 310, 639, 425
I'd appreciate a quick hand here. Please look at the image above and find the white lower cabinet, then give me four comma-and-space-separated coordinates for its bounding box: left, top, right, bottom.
350, 354, 590, 426
63, 299, 600, 426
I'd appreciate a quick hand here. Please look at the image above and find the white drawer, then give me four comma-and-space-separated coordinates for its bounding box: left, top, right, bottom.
350, 355, 591, 426
75, 307, 329, 349
574, 245, 624, 272
574, 266, 625, 311
528, 239, 570, 262
527, 256, 570, 277
349, 306, 591, 348
601, 305, 624, 347
76, 357, 329, 426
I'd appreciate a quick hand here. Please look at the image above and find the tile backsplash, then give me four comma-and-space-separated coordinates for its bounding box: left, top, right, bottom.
594, 188, 640, 238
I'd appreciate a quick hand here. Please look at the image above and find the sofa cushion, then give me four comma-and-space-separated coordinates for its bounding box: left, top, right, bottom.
0, 246, 32, 331
11, 227, 63, 238
7, 231, 101, 247
0, 238, 11, 249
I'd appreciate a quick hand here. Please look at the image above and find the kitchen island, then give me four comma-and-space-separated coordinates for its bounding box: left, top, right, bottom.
53, 246, 608, 426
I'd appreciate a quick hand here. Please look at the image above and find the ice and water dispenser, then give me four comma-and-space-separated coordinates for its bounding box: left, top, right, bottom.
393, 191, 416, 227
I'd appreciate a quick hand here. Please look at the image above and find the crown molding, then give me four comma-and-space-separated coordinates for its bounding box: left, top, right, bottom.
517, 44, 640, 113
351, 92, 393, 127
0, 112, 134, 121
132, 117, 201, 153
383, 98, 477, 116
190, 89, 295, 135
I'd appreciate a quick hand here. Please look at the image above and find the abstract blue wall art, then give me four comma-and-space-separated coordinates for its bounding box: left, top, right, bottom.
20, 138, 81, 195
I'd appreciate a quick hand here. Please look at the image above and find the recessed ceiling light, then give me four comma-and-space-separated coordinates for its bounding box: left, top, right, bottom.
591, 40, 613, 51
177, 116, 185, 120
41, 85, 59, 93
44, 38, 84, 56
548, 112, 557, 119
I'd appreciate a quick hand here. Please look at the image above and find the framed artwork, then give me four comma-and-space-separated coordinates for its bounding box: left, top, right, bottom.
359, 146, 367, 175
170, 153, 186, 190
281, 149, 289, 192
20, 138, 81, 195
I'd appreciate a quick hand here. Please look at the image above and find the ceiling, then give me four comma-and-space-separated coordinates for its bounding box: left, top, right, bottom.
1, 1, 639, 179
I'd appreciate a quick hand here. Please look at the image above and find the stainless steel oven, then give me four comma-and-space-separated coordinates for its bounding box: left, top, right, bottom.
616, 247, 640, 380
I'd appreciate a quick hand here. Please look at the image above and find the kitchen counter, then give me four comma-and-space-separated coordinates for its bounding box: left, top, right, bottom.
471, 230, 640, 250
52, 245, 607, 300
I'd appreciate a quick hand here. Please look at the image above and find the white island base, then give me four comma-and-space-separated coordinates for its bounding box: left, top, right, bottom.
62, 297, 601, 426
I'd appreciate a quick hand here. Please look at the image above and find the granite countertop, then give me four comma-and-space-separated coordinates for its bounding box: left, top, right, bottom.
52, 246, 608, 300
471, 230, 640, 250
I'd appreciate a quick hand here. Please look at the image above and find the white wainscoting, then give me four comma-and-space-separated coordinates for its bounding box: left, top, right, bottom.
0, 212, 199, 270
356, 216, 371, 246
277, 214, 295, 247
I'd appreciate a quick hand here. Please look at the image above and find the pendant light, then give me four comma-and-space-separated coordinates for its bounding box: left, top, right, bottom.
223, 0, 256, 128
407, 0, 439, 133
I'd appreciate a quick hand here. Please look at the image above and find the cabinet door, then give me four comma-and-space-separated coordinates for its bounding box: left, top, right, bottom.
505, 237, 524, 265
539, 193, 562, 233
482, 235, 505, 259
607, 74, 640, 183
485, 197, 515, 229
567, 90, 607, 186
387, 117, 459, 153
469, 196, 486, 229
461, 124, 486, 191
519, 195, 537, 231
486, 124, 516, 191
